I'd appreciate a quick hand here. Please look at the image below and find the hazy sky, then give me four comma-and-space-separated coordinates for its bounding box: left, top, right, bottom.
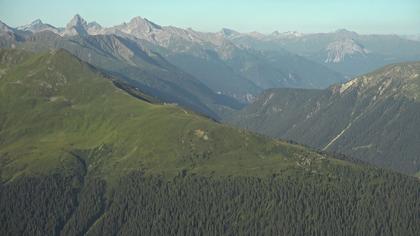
1, 0, 419, 34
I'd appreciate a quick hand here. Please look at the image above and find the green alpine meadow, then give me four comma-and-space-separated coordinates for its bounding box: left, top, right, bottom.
0, 48, 330, 182
1, 1, 420, 235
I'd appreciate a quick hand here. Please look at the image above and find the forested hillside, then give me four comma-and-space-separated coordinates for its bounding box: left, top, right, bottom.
227, 62, 420, 175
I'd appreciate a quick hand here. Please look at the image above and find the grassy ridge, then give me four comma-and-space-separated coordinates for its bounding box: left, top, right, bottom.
0, 49, 355, 184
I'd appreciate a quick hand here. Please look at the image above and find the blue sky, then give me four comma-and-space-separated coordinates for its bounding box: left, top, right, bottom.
1, 0, 419, 34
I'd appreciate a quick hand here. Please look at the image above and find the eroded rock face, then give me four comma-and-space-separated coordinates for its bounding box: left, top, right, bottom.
325, 38, 369, 63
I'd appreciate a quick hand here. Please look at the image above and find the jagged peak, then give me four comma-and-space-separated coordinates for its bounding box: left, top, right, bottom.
63, 14, 88, 36
16, 19, 43, 30
67, 14, 87, 28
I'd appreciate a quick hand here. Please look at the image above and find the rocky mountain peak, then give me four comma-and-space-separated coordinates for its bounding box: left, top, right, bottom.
325, 38, 369, 63
67, 14, 87, 28
16, 19, 43, 30
107, 16, 165, 42
128, 16, 161, 31
63, 14, 88, 36
16, 19, 60, 34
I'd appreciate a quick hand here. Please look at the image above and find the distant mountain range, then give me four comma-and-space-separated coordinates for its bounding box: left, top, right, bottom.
0, 16, 351, 105
2, 17, 249, 120
32, 16, 350, 97
227, 61, 420, 175
228, 28, 420, 77
3, 15, 420, 107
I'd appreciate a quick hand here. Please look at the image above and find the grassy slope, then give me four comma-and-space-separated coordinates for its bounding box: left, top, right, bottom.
0, 48, 360, 185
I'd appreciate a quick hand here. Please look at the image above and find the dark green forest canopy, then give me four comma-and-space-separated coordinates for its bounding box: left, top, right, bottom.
1, 170, 419, 235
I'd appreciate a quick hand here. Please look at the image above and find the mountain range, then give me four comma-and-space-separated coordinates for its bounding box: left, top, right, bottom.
1, 48, 419, 235
3, 15, 420, 106
0, 16, 354, 103
1, 14, 420, 235
228, 28, 420, 77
